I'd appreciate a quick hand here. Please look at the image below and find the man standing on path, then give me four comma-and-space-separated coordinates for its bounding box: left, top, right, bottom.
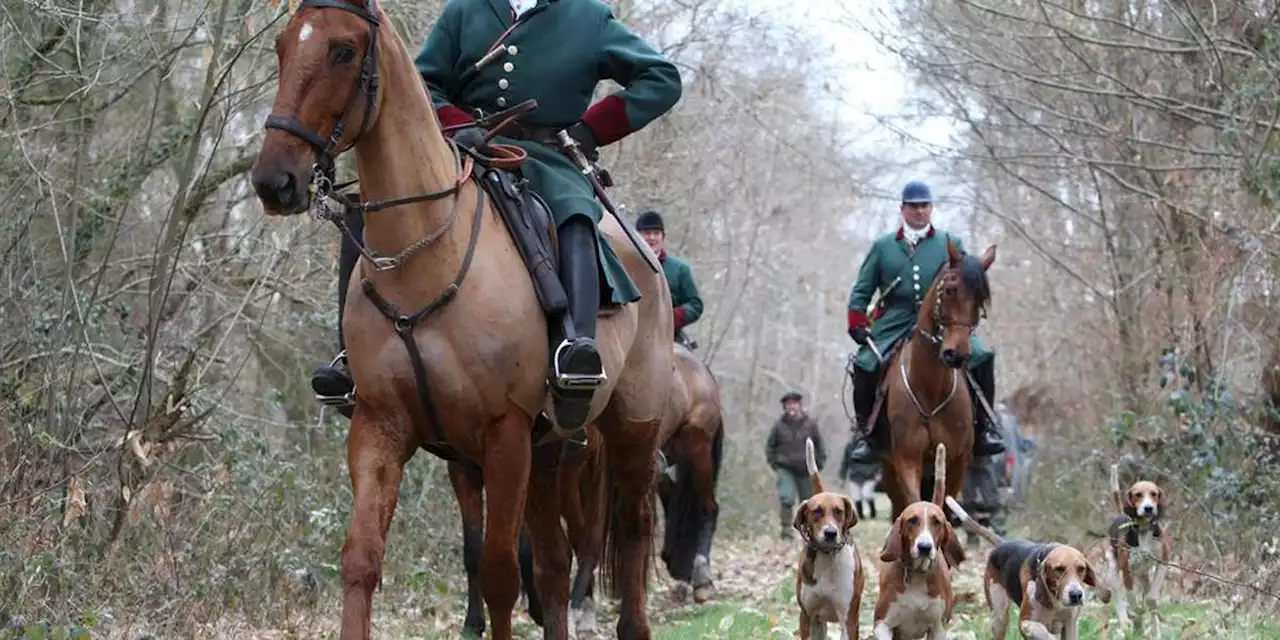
765, 391, 826, 539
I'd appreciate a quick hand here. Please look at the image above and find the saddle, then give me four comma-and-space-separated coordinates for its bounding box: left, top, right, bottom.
472, 164, 568, 317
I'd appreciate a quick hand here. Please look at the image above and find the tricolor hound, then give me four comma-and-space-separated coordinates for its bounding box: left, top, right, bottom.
872, 443, 964, 639
792, 437, 864, 640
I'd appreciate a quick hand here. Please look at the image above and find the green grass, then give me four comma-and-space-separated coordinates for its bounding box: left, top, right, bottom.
652, 585, 1280, 639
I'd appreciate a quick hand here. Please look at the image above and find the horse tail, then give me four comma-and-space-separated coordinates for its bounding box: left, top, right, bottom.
710, 416, 725, 489
599, 439, 654, 599
944, 495, 1003, 546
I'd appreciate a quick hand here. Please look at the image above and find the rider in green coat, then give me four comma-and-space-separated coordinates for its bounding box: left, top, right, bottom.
634, 210, 703, 347
309, 0, 683, 434
843, 180, 1005, 464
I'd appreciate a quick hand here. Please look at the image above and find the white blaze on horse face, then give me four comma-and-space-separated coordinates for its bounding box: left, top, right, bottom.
299, 22, 314, 42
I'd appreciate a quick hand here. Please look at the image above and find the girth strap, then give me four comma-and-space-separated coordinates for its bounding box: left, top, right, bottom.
358, 180, 485, 462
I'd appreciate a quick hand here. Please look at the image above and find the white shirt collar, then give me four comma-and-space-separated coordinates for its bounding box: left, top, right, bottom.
509, 0, 536, 17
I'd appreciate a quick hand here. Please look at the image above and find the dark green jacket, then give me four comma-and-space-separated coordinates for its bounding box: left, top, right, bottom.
846, 226, 993, 372
660, 252, 702, 332
765, 414, 825, 474
414, 0, 683, 305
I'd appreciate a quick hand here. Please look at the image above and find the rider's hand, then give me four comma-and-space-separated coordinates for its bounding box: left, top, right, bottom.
566, 121, 599, 162
848, 326, 869, 345
450, 125, 490, 154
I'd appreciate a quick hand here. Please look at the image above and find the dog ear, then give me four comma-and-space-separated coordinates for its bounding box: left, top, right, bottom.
1122, 487, 1140, 519
879, 517, 904, 563
841, 496, 858, 534
792, 501, 810, 535
942, 521, 966, 568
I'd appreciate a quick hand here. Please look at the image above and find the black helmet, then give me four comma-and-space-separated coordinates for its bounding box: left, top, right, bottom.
780, 391, 803, 404
635, 210, 665, 231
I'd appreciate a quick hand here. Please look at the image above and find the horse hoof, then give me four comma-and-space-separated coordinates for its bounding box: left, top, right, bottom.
693, 583, 715, 603
669, 581, 691, 603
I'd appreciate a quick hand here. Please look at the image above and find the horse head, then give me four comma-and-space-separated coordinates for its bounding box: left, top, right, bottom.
250, 0, 383, 215
927, 241, 996, 368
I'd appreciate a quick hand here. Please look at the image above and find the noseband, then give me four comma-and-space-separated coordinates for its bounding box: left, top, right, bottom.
264, 0, 382, 192
917, 270, 984, 348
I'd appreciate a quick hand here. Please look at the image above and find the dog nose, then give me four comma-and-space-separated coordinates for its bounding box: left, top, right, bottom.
915, 540, 933, 556
251, 168, 301, 211
1140, 505, 1155, 516
1067, 588, 1083, 605
822, 526, 838, 541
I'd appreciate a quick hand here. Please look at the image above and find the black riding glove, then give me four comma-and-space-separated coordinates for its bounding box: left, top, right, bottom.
450, 125, 490, 154
565, 121, 600, 162
849, 326, 869, 345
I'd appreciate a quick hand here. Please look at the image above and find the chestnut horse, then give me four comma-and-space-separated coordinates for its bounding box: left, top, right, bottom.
249, 1, 673, 638
879, 241, 995, 520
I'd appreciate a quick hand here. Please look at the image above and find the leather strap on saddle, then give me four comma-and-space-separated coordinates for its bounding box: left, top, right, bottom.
479, 166, 567, 316
859, 340, 906, 436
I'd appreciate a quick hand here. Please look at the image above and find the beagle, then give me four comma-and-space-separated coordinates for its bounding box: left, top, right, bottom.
871, 444, 964, 640
945, 496, 1105, 640
1105, 464, 1171, 635
793, 437, 864, 640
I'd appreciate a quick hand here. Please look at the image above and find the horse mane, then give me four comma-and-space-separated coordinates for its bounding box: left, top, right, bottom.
957, 252, 991, 312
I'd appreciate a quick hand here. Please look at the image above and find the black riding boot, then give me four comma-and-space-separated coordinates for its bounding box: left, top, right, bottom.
846, 365, 881, 464
970, 356, 1006, 457
311, 209, 363, 419
551, 217, 605, 442
855, 500, 865, 521
866, 499, 877, 520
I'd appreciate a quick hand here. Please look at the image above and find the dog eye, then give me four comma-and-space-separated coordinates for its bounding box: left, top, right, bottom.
907, 515, 920, 526
812, 507, 823, 518
1054, 566, 1066, 575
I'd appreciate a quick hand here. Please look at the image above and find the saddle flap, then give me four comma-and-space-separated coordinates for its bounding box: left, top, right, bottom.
480, 168, 567, 315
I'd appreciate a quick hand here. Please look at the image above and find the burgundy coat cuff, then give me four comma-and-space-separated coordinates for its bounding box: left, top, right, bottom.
436, 105, 475, 130
582, 95, 631, 146
673, 307, 687, 329
848, 309, 869, 331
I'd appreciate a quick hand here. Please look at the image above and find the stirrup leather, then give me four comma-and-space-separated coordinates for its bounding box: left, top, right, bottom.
552, 339, 607, 390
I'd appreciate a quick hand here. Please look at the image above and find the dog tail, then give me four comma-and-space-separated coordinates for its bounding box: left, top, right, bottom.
944, 495, 1003, 546
805, 437, 825, 494
931, 443, 947, 506
1109, 463, 1125, 513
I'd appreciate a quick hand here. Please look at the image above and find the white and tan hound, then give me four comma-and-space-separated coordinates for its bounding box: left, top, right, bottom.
1105, 463, 1171, 636
946, 496, 1105, 640
872, 444, 964, 639
792, 437, 864, 640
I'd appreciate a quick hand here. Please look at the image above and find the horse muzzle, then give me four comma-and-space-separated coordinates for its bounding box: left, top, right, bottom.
251, 163, 310, 216
940, 348, 968, 368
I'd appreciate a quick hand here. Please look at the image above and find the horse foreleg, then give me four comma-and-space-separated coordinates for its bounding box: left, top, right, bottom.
603, 420, 661, 640
525, 441, 572, 640
481, 410, 534, 640
339, 416, 411, 640
447, 462, 487, 638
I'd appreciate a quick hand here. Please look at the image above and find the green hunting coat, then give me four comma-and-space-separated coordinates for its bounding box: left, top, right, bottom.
846, 227, 993, 373
414, 0, 684, 305
661, 252, 702, 333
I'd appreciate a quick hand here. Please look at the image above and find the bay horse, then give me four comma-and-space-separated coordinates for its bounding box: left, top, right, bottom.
878, 241, 996, 520
249, 1, 674, 638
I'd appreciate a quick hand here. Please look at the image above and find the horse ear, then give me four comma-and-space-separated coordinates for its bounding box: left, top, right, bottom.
980, 244, 996, 271
879, 518, 904, 563
947, 239, 963, 266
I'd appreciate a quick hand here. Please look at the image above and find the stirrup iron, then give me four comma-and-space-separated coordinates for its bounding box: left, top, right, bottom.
552, 340, 607, 390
